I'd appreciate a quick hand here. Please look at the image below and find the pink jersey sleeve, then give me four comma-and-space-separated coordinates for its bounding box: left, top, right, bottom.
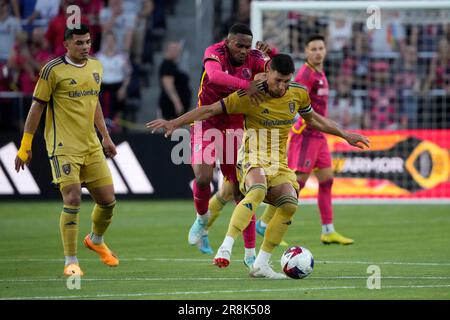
204, 60, 251, 90
203, 44, 224, 65
294, 65, 315, 93
249, 49, 268, 75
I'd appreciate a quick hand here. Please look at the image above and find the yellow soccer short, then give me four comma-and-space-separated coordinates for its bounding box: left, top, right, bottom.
49, 149, 113, 191
237, 162, 299, 196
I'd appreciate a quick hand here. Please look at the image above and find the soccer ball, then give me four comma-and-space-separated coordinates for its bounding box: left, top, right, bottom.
280, 246, 314, 279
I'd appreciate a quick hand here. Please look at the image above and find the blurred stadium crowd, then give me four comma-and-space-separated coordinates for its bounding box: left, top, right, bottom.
0, 0, 175, 131
214, 0, 450, 131
0, 0, 449, 133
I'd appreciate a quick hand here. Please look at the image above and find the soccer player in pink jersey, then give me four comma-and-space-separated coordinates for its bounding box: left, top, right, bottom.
188, 23, 276, 266
257, 35, 354, 245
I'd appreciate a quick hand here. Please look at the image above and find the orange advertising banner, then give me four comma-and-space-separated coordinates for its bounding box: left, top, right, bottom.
300, 130, 450, 199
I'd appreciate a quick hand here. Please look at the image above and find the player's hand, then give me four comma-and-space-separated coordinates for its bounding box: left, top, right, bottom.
247, 80, 265, 106
256, 41, 272, 56
14, 151, 32, 172
102, 136, 117, 158
343, 132, 370, 149
146, 119, 176, 137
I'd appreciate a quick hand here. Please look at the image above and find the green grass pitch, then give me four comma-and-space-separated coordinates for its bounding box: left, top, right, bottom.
0, 200, 449, 300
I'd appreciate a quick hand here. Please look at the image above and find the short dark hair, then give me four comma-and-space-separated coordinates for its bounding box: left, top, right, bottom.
64, 24, 90, 41
270, 54, 295, 75
228, 23, 253, 37
306, 34, 325, 46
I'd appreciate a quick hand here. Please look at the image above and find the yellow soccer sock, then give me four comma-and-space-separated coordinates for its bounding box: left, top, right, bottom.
91, 200, 116, 237
261, 204, 277, 225
60, 206, 80, 257
226, 184, 267, 239
262, 195, 298, 253
206, 193, 228, 230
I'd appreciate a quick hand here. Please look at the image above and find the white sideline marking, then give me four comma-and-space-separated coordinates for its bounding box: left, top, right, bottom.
1, 257, 450, 266
1, 276, 450, 283
3, 285, 450, 300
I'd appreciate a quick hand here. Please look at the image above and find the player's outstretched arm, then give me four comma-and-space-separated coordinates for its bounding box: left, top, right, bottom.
302, 110, 370, 149
146, 101, 223, 137
14, 101, 45, 172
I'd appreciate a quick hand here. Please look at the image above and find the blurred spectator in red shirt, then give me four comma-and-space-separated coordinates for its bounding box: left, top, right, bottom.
364, 61, 406, 129
8, 27, 53, 93
45, 0, 89, 57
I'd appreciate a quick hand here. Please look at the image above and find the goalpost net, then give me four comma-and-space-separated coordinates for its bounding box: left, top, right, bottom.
251, 1, 450, 202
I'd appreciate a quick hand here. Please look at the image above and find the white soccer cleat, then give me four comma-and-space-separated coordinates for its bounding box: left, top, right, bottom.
250, 264, 287, 279
213, 246, 231, 268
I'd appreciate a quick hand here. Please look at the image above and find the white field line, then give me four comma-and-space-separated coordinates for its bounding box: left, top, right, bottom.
0, 257, 450, 266
1, 276, 450, 283
2, 284, 450, 300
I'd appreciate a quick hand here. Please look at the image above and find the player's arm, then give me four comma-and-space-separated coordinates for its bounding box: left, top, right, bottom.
255, 40, 278, 58
94, 101, 117, 158
205, 60, 264, 105
14, 100, 46, 172
15, 59, 57, 172
301, 110, 370, 149
146, 101, 224, 137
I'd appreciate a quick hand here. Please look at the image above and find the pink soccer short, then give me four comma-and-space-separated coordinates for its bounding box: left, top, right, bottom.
287, 132, 332, 173
190, 118, 243, 183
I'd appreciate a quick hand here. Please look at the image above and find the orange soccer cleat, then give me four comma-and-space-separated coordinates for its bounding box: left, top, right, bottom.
63, 263, 84, 277
83, 234, 119, 266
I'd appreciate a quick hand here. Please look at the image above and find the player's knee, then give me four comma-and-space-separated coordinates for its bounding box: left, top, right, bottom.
246, 184, 267, 204
276, 196, 298, 218
64, 194, 81, 207
195, 175, 212, 188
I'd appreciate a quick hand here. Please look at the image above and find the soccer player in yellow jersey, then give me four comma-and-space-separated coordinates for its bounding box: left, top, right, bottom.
147, 54, 369, 279
14, 24, 119, 277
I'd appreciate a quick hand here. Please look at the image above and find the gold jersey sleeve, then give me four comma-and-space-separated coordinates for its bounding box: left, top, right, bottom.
222, 89, 252, 115
289, 82, 312, 115
33, 57, 62, 104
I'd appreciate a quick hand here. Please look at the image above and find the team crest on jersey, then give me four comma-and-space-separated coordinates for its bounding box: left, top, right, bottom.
242, 68, 252, 80
62, 164, 71, 175
288, 102, 296, 113
93, 72, 100, 84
